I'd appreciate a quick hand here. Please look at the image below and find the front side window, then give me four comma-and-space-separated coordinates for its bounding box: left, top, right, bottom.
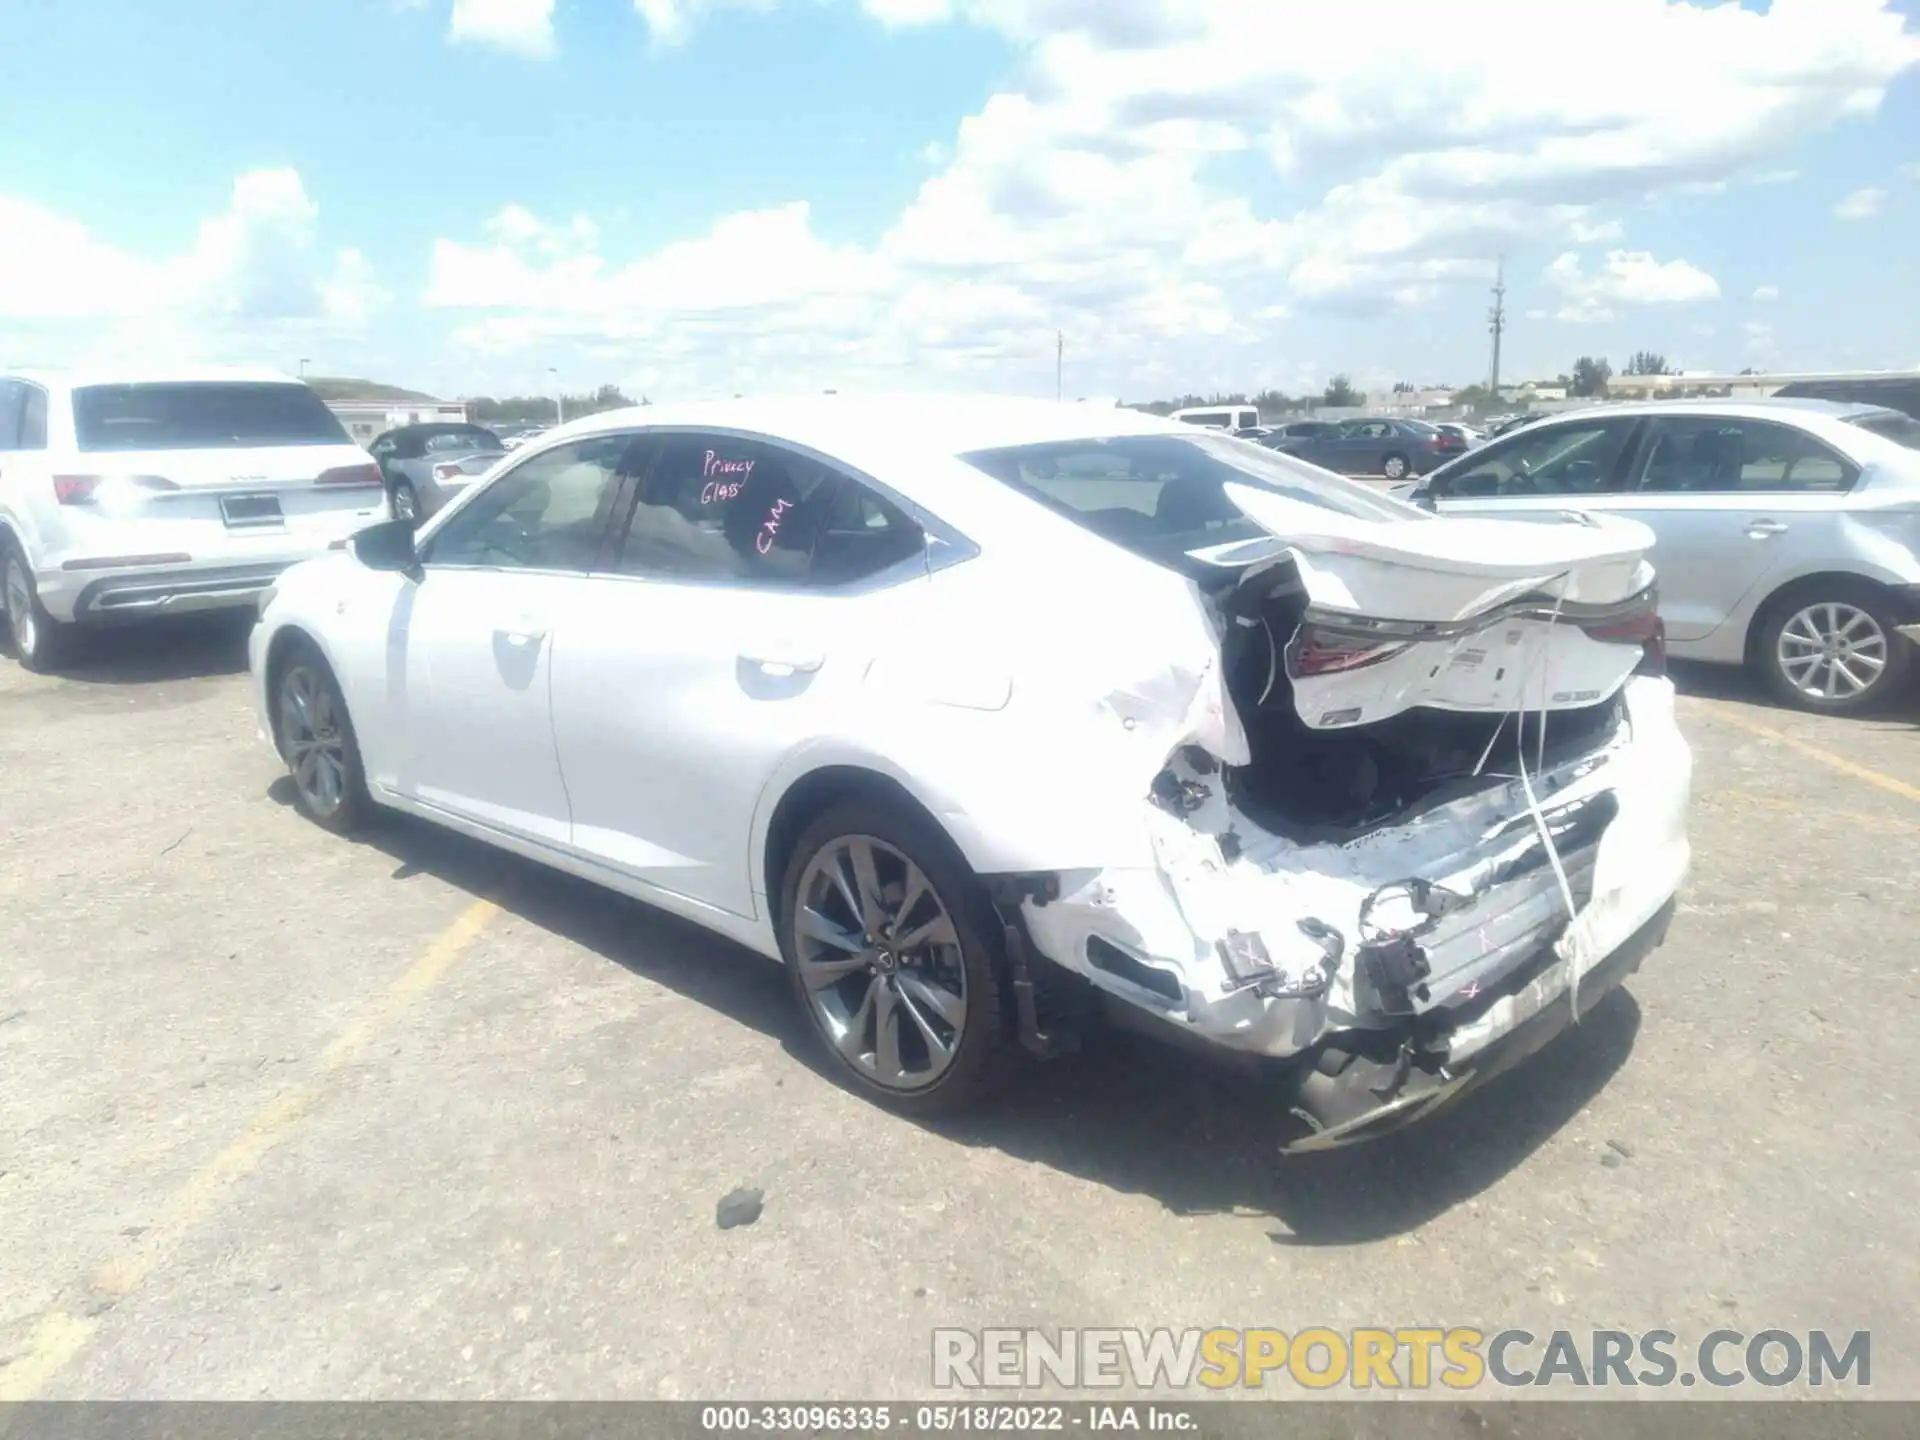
961, 431, 1425, 570
615, 435, 925, 589
424, 435, 633, 572
71, 382, 351, 452
1633, 417, 1855, 494
1431, 418, 1636, 498
0, 382, 21, 449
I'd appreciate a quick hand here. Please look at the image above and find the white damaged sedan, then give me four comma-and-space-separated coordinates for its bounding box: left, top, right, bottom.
249, 396, 1692, 1150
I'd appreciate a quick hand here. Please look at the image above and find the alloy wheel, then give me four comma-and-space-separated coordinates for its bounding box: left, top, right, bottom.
391, 483, 418, 522
280, 665, 350, 817
5, 557, 37, 656
1382, 455, 1408, 480
792, 835, 968, 1092
1776, 601, 1889, 703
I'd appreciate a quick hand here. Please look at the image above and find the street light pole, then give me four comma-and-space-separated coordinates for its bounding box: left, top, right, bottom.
549, 367, 563, 426
298, 358, 310, 378
1056, 331, 1063, 400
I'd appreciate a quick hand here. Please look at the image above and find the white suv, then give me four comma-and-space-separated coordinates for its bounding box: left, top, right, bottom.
0, 368, 390, 672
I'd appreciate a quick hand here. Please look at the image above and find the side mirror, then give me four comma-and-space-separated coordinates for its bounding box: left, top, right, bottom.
351, 519, 423, 581
1406, 486, 1436, 510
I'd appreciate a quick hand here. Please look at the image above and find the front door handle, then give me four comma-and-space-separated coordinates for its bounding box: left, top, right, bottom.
741, 651, 823, 676
496, 623, 547, 647
1746, 519, 1788, 538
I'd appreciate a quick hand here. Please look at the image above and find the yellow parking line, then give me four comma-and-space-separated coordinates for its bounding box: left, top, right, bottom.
0, 898, 499, 1402
1711, 708, 1920, 805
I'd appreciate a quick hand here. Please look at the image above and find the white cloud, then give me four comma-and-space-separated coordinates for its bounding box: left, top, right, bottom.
0, 169, 385, 364
1543, 249, 1721, 324
449, 0, 555, 55
1900, 161, 1920, 180
1753, 284, 1780, 301
1834, 186, 1887, 219
1745, 319, 1777, 356
633, 0, 777, 46
422, 0, 1919, 393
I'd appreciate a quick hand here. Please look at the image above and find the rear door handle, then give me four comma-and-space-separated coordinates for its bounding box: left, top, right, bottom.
741, 651, 823, 676
1746, 519, 1788, 538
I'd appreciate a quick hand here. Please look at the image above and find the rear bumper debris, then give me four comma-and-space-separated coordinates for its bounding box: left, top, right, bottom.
1279, 898, 1674, 1153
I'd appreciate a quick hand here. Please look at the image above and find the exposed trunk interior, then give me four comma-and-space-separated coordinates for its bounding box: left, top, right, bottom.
1193, 554, 1627, 841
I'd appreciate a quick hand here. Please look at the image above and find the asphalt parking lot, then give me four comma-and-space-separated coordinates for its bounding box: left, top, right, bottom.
2, 614, 1918, 1403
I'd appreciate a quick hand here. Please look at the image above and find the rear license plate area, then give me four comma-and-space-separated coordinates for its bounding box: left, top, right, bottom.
220, 494, 284, 528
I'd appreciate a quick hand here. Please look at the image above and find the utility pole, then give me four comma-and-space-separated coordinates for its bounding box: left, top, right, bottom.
549, 367, 563, 426
1487, 256, 1507, 399
298, 357, 310, 378
1056, 330, 1063, 400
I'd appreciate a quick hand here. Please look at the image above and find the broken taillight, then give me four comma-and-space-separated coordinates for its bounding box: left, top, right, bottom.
1287, 626, 1414, 678
1582, 604, 1667, 678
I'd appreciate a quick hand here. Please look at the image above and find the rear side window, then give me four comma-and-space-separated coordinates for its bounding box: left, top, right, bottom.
0, 381, 20, 449
72, 382, 351, 452
615, 435, 925, 589
1632, 417, 1855, 494
1431, 418, 1636, 497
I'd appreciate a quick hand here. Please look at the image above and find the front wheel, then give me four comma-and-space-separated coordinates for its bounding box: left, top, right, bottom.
274, 644, 374, 832
1380, 452, 1410, 481
3, 540, 74, 674
779, 798, 1018, 1117
1757, 584, 1913, 714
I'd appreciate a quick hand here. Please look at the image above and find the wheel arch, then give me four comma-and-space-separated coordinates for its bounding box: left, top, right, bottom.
757, 761, 970, 929
261, 622, 342, 750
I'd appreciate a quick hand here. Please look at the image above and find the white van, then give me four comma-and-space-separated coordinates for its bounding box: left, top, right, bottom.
1171, 404, 1260, 432
0, 367, 391, 672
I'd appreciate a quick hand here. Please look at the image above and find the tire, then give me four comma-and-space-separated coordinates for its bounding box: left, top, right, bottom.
3, 537, 75, 674
271, 641, 375, 833
390, 479, 421, 526
777, 796, 1018, 1117
1754, 580, 1913, 715
1380, 452, 1410, 481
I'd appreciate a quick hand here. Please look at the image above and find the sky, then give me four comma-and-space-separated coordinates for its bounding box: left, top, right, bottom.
3, 0, 1919, 404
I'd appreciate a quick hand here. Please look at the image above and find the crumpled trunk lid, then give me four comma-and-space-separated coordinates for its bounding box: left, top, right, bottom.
1218, 482, 1661, 730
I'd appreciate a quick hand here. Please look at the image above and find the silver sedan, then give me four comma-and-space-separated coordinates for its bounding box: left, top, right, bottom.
1405, 398, 1920, 713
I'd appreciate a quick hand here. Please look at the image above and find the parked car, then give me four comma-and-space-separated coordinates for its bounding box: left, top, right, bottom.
1404, 398, 1920, 713
1433, 422, 1484, 456
1259, 420, 1338, 449
366, 422, 506, 522
1772, 375, 1920, 423
496, 423, 551, 452
1485, 412, 1545, 439
251, 396, 1691, 1151
1171, 404, 1259, 431
1270, 417, 1448, 479
0, 368, 388, 673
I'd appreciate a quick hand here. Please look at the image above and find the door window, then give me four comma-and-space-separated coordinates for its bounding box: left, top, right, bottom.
423, 434, 633, 572
1631, 417, 1856, 494
1431, 418, 1636, 498
17, 386, 47, 449
615, 435, 925, 589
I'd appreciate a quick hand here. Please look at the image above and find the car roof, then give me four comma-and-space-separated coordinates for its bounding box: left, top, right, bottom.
523, 393, 1187, 464
2, 364, 301, 391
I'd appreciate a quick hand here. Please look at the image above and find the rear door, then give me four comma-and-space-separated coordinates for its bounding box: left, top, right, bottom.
391, 433, 639, 843
1592, 415, 1858, 642
550, 431, 934, 918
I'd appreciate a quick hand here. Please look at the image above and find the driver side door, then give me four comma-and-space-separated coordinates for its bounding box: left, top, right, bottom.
390, 433, 640, 845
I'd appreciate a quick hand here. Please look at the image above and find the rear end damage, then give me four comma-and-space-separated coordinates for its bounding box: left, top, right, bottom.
1002, 523, 1692, 1152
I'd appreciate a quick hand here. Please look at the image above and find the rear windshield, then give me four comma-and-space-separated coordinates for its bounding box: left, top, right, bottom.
421, 426, 503, 453
73, 383, 351, 452
961, 432, 1426, 570
1847, 409, 1920, 451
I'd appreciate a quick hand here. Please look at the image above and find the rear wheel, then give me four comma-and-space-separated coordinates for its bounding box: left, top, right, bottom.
390, 479, 421, 525
1756, 582, 1912, 714
3, 539, 74, 674
274, 643, 374, 832
779, 797, 1017, 1117
1381, 452, 1411, 480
